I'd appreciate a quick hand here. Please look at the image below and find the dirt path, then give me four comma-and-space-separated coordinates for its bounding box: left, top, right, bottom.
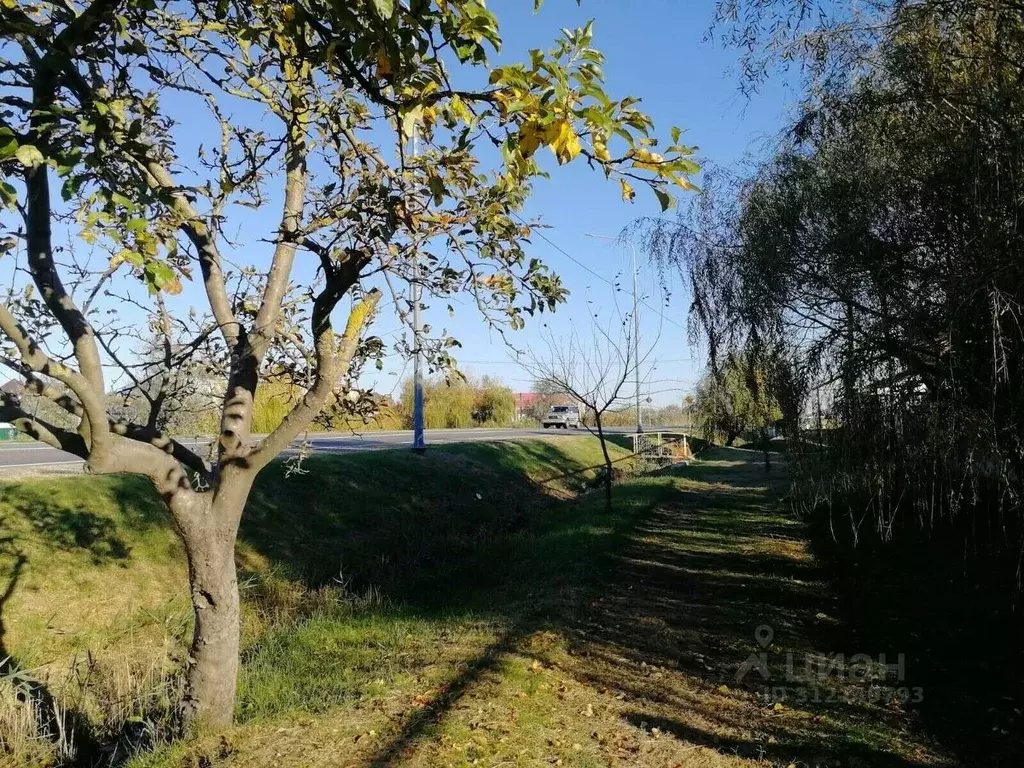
539, 447, 956, 767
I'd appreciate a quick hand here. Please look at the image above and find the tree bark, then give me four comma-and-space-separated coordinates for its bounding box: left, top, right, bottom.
176, 490, 247, 731
595, 414, 613, 513
762, 426, 771, 472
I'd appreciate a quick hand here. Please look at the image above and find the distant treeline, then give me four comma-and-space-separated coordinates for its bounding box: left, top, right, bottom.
12, 374, 693, 436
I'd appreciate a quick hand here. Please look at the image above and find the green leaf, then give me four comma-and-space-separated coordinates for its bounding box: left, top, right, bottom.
110, 191, 134, 208
655, 188, 675, 212
14, 145, 44, 168
371, 0, 394, 18
0, 182, 17, 209
427, 175, 446, 205
0, 129, 16, 161
112, 250, 144, 267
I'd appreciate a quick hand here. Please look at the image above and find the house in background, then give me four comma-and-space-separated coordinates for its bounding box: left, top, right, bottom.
514, 392, 543, 421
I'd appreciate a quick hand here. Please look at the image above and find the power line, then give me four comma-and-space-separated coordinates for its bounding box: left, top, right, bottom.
454, 357, 696, 365
513, 213, 688, 333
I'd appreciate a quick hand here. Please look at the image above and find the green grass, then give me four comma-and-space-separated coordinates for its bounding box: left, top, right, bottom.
0, 474, 188, 668
0, 439, 964, 768
0, 436, 641, 763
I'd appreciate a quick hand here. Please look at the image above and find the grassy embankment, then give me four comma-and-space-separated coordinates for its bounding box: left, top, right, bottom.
0, 438, 964, 767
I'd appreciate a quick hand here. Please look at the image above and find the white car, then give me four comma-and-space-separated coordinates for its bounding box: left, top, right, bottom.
542, 405, 581, 429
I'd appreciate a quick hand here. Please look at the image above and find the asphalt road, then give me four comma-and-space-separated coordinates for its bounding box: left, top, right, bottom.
0, 426, 623, 471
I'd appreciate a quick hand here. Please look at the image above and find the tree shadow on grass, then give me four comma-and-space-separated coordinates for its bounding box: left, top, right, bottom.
363, 629, 526, 768
238, 444, 952, 767
0, 475, 168, 566
0, 521, 106, 766
539, 450, 951, 767
808, 501, 1024, 766
0, 476, 172, 766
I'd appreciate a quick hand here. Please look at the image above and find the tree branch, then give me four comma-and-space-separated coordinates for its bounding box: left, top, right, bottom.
0, 301, 105, 432
0, 397, 87, 457
248, 275, 379, 472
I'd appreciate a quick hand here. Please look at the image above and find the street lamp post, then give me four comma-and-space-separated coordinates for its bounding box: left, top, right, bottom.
585, 233, 643, 435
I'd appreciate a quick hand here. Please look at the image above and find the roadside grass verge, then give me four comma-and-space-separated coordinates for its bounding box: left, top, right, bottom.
0, 436, 634, 765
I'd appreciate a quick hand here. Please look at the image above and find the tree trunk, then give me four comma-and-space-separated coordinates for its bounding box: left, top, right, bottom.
595, 415, 613, 513
177, 494, 245, 732
762, 426, 771, 472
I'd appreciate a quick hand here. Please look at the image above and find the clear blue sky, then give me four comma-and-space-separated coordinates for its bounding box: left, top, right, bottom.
381, 0, 799, 406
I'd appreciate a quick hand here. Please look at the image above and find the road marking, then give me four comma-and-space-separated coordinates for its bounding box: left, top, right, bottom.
0, 460, 84, 468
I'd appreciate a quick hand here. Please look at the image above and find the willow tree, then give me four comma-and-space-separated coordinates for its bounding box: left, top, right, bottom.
692, 354, 774, 446
0, 0, 697, 729
649, 0, 1024, 591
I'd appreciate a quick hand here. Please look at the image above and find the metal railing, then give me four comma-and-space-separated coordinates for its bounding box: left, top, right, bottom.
629, 431, 692, 460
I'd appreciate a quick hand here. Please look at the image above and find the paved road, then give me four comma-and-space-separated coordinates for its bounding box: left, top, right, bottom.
0, 426, 623, 471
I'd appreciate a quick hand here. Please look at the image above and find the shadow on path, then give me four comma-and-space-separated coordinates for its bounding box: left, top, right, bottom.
355, 448, 953, 767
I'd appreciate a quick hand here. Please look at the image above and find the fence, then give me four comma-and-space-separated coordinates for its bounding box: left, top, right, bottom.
629, 432, 693, 461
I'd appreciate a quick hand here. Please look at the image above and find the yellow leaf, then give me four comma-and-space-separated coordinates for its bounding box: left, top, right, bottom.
14, 145, 44, 168
547, 119, 580, 165
448, 94, 471, 124
518, 120, 544, 157
632, 148, 665, 172
492, 88, 512, 118
282, 3, 295, 21
420, 106, 437, 132
673, 174, 699, 192
401, 105, 423, 140
593, 136, 611, 163
164, 275, 183, 296
375, 49, 391, 78
619, 178, 635, 202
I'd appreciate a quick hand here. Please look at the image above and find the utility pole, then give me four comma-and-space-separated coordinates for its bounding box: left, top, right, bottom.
631, 237, 642, 435
586, 233, 643, 434
411, 126, 426, 452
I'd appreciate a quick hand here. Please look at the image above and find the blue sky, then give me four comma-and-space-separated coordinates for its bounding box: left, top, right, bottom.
394, 0, 799, 406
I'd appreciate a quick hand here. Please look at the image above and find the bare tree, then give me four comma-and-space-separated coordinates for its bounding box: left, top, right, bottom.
522, 307, 659, 512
